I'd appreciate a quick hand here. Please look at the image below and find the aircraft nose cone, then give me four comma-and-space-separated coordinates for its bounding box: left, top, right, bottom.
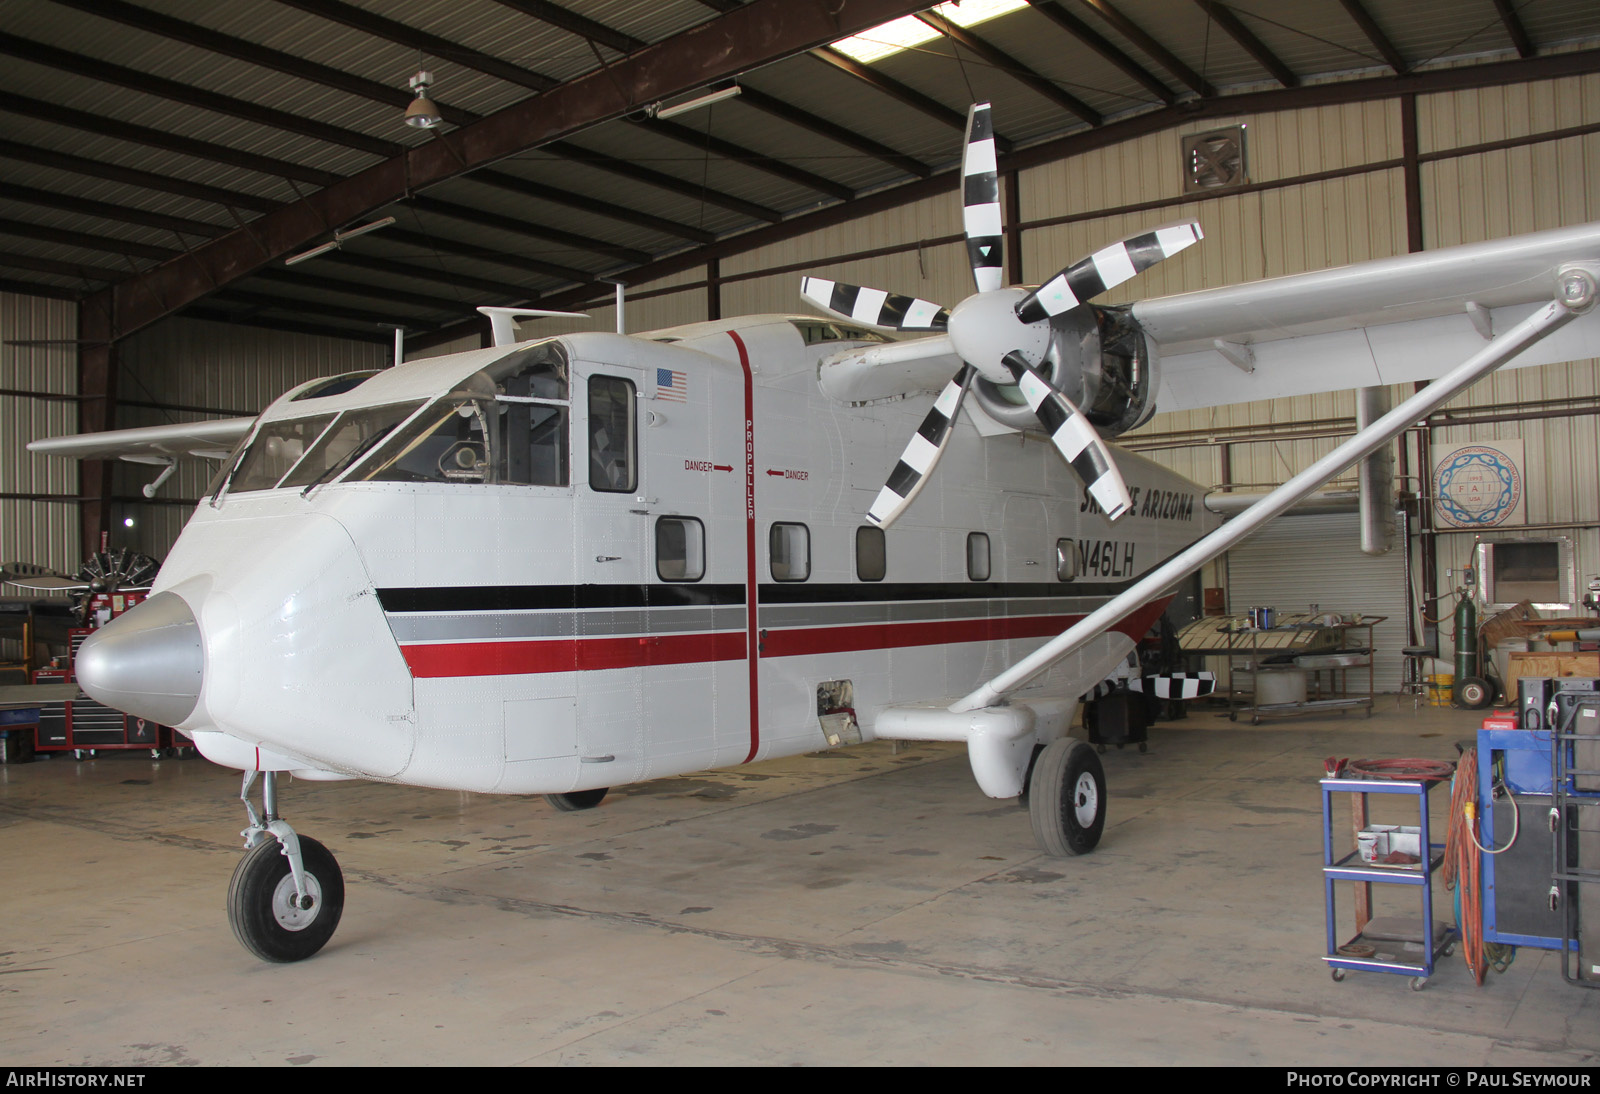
75, 591, 203, 726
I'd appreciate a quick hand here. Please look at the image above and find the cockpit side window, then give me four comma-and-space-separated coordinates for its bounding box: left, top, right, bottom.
587, 375, 636, 493
492, 342, 569, 486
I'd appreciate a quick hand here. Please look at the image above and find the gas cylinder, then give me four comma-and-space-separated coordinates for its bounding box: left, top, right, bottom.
1452, 593, 1492, 708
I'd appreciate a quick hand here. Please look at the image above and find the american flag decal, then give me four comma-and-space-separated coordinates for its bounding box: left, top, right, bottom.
656, 367, 688, 402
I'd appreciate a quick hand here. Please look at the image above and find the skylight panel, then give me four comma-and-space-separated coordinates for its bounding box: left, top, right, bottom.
832, 0, 1030, 64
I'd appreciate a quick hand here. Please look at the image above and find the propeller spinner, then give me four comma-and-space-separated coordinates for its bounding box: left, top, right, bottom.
801, 102, 1202, 529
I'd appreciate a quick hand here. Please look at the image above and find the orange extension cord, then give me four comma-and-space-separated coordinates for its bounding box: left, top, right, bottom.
1446, 749, 1487, 985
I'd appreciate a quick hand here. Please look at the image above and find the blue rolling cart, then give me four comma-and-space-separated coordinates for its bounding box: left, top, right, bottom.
1322, 775, 1457, 990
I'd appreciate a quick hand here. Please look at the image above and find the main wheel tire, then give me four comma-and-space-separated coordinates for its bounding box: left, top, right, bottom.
545, 787, 608, 812
227, 835, 344, 963
1455, 676, 1494, 710
1028, 739, 1106, 857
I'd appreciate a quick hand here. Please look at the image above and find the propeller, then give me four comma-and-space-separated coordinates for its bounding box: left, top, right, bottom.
0, 551, 158, 595
0, 561, 86, 592
801, 102, 1202, 528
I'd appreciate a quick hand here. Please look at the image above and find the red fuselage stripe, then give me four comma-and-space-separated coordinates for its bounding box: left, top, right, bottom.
401, 631, 746, 678
396, 599, 1170, 679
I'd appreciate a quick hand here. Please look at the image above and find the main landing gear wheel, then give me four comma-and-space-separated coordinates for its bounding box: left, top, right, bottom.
545, 787, 608, 812
1028, 739, 1107, 857
227, 834, 344, 963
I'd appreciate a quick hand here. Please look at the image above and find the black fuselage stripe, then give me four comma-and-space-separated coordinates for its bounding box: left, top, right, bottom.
376, 577, 1147, 615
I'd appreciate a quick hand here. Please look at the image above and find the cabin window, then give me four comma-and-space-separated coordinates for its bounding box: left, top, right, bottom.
769, 522, 810, 582
967, 532, 991, 581
279, 402, 423, 489
229, 414, 336, 492
656, 516, 705, 582
1055, 539, 1080, 582
855, 526, 886, 581
587, 376, 636, 493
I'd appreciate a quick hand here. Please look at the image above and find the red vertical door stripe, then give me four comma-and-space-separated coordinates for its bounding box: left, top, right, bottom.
727, 330, 760, 763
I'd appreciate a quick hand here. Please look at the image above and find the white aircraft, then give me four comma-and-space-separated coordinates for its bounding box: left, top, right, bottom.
22, 105, 1600, 963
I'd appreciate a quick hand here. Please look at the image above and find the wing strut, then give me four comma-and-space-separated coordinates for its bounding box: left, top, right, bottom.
952, 276, 1595, 713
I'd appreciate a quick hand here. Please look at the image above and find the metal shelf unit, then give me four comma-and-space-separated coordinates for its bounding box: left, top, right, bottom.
1322, 775, 1456, 990
1226, 618, 1381, 724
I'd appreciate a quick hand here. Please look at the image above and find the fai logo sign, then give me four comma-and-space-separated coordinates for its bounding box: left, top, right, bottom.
1432, 441, 1525, 528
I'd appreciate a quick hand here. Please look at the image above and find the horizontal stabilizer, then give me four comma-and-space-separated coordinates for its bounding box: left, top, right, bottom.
1129, 672, 1216, 700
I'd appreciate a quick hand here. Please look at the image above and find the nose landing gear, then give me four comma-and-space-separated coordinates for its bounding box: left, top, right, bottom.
227, 770, 344, 962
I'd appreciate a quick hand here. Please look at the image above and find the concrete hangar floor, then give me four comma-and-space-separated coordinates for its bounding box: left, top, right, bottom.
1, 702, 1595, 1067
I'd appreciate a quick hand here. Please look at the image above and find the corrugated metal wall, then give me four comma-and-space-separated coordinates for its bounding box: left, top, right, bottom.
113, 317, 387, 559
723, 190, 970, 319
2, 292, 79, 574
1419, 73, 1600, 609
2, 291, 79, 660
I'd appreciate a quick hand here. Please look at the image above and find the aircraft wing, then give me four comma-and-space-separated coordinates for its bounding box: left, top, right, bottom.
816, 221, 1600, 408
1139, 221, 1600, 411
25, 417, 253, 462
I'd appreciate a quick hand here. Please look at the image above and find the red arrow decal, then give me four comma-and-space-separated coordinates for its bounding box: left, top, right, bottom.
765, 469, 784, 477
712, 464, 733, 472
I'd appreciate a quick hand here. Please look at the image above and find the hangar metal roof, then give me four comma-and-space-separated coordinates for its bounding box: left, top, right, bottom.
2, 0, 1598, 347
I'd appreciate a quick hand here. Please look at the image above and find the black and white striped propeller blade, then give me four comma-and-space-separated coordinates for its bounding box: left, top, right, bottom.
798, 102, 1207, 528
1015, 222, 1202, 324
1002, 352, 1133, 519
962, 103, 1003, 294
866, 365, 976, 527
799, 277, 951, 332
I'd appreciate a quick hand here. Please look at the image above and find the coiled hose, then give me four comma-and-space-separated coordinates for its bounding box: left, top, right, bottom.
1445, 748, 1517, 984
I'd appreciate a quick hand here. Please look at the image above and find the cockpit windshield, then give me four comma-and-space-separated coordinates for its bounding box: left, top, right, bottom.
223, 403, 423, 495
351, 341, 571, 487
228, 414, 337, 493
217, 341, 572, 496
280, 403, 424, 489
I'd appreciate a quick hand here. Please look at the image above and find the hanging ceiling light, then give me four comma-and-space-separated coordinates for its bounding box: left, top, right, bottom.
651, 81, 741, 120
284, 217, 397, 266
405, 70, 443, 129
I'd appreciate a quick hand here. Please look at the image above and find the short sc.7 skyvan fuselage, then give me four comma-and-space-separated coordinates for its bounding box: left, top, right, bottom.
94, 313, 1206, 798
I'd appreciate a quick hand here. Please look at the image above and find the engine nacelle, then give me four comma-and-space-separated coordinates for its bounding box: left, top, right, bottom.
971, 305, 1158, 437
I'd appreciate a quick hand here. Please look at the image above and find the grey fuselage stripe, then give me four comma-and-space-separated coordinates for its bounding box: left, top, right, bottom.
384, 594, 1113, 643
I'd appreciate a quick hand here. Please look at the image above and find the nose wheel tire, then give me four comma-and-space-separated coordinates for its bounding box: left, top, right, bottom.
1028, 739, 1106, 857
227, 835, 344, 963
545, 788, 608, 812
